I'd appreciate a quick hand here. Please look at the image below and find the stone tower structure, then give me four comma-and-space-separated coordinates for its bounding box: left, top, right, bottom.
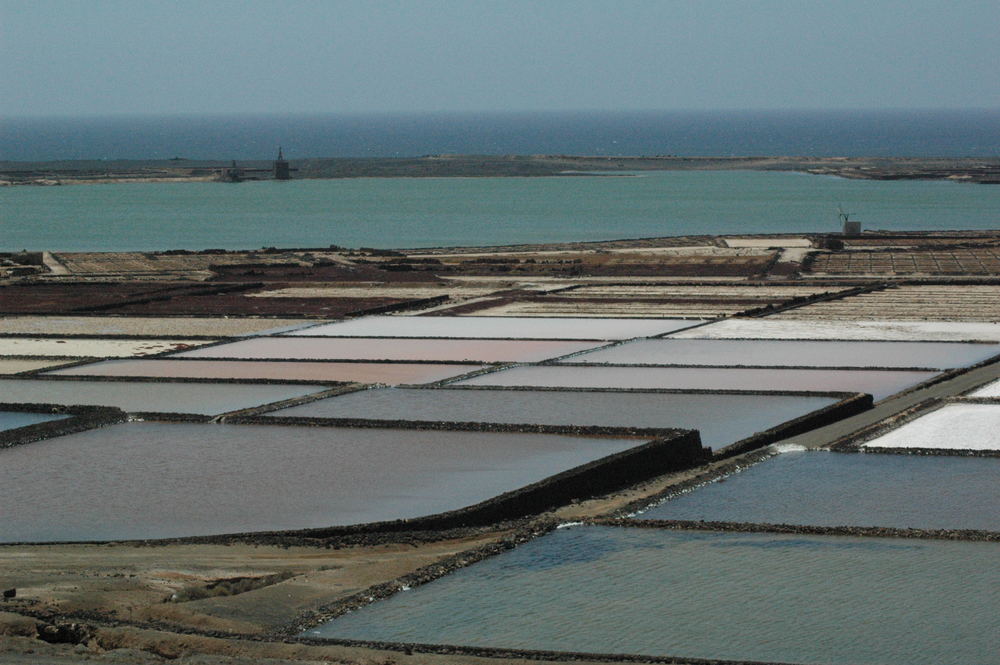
273, 147, 290, 180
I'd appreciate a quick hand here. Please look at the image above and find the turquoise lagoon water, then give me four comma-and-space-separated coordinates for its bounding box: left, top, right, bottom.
304, 526, 1000, 665
4, 171, 1000, 251
640, 451, 1000, 531
0, 410, 68, 431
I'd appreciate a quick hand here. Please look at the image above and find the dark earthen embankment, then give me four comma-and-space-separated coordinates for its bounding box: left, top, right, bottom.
0, 403, 125, 449
713, 392, 871, 458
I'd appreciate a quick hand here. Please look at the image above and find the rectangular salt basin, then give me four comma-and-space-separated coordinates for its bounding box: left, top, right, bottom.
457, 366, 936, 401
670, 318, 1000, 342
969, 378, 1000, 397
0, 316, 317, 337
173, 337, 601, 363
566, 338, 998, 369
285, 315, 704, 340
0, 410, 68, 432
305, 526, 1000, 665
0, 358, 76, 374
45, 359, 484, 385
640, 451, 1000, 530
0, 423, 641, 542
0, 379, 325, 415
863, 403, 1000, 451
0, 337, 213, 357
273, 387, 840, 450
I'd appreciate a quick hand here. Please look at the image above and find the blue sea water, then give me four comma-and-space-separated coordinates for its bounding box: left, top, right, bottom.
3, 110, 999, 161
2, 111, 998, 251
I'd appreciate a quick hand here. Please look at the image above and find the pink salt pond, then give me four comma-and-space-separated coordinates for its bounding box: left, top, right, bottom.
171, 337, 602, 363
46, 359, 485, 385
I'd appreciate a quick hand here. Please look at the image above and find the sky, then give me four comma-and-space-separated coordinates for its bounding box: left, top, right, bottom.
2, 0, 999, 117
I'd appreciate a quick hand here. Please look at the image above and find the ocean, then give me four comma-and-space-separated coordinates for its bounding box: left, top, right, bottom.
3, 109, 999, 161
2, 110, 999, 251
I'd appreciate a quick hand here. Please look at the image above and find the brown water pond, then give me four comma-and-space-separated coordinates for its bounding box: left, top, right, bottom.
0, 422, 641, 542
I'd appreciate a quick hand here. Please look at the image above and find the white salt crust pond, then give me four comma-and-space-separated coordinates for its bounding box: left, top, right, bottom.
669, 318, 1000, 342
0, 358, 75, 374
172, 337, 602, 363
564, 338, 998, 369
863, 403, 1000, 451
457, 366, 937, 401
969, 379, 1000, 397
0, 337, 214, 357
0, 379, 326, 415
285, 315, 705, 340
0, 422, 642, 542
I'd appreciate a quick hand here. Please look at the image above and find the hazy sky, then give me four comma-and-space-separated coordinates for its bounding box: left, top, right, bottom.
3, 0, 999, 117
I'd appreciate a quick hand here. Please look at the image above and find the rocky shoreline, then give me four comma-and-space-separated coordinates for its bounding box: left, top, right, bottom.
3, 154, 999, 185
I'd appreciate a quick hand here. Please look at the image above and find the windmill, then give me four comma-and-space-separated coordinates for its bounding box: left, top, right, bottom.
838, 205, 861, 235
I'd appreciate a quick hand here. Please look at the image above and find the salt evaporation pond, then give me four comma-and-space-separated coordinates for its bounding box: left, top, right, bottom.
273, 387, 839, 449
0, 379, 325, 415
457, 366, 936, 400
0, 410, 68, 432
566, 338, 998, 369
288, 316, 704, 340
305, 526, 999, 665
669, 318, 1000, 342
640, 451, 1000, 530
863, 403, 1000, 451
0, 358, 74, 374
173, 337, 600, 363
0, 423, 640, 542
969, 378, 1000, 397
46, 359, 484, 385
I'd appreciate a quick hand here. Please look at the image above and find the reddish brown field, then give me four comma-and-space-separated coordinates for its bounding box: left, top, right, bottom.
0, 282, 211, 313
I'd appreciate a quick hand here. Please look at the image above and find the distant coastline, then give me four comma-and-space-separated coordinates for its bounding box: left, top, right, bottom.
2, 154, 999, 186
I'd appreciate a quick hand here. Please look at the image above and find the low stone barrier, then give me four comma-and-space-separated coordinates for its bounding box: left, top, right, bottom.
0, 402, 126, 449
713, 391, 872, 458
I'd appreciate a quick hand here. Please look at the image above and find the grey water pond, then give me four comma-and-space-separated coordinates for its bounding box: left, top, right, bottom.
565, 338, 999, 369
457, 365, 936, 400
173, 337, 601, 363
639, 451, 1000, 530
47, 359, 484, 385
305, 526, 1000, 665
0, 410, 68, 432
0, 422, 642, 542
0, 379, 325, 415
272, 387, 840, 449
